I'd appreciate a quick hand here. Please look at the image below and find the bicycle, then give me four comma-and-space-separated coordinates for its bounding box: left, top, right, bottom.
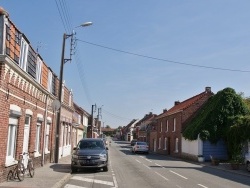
22, 152, 35, 178
7, 154, 25, 181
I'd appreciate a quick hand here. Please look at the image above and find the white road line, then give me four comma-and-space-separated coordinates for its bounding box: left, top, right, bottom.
112, 174, 118, 188
64, 184, 87, 188
145, 159, 152, 162
155, 163, 162, 167
198, 184, 208, 188
169, 170, 188, 179
176, 185, 182, 188
143, 164, 151, 169
136, 159, 141, 163
71, 176, 114, 186
154, 171, 169, 181
110, 160, 118, 188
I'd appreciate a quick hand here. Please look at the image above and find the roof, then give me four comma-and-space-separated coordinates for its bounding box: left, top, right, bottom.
157, 89, 213, 119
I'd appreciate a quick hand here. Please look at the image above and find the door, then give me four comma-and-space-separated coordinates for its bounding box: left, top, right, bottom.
22, 115, 31, 168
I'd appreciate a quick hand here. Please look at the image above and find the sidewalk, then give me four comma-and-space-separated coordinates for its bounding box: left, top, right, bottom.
0, 155, 72, 188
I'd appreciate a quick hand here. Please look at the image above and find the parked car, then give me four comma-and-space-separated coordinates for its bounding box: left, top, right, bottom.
71, 138, 109, 173
132, 141, 149, 154
131, 139, 137, 146
245, 153, 250, 172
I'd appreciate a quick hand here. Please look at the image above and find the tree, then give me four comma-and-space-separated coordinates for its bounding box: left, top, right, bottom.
105, 125, 111, 129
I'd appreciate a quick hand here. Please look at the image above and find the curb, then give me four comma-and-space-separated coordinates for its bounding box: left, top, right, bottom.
52, 173, 72, 188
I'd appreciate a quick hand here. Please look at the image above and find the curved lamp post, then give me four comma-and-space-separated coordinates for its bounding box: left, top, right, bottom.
55, 22, 92, 163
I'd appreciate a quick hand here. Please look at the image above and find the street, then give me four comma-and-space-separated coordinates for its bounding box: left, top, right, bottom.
62, 139, 250, 188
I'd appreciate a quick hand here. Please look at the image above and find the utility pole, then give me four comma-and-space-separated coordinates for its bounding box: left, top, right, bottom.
90, 104, 96, 138
55, 33, 74, 163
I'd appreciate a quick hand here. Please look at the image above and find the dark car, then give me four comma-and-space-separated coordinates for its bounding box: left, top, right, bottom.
71, 138, 109, 173
131, 139, 137, 146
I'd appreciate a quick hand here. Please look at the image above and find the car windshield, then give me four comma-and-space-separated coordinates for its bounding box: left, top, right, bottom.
137, 142, 147, 145
78, 140, 105, 149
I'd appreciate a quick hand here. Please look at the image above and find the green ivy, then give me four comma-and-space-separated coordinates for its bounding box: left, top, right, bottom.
182, 87, 250, 144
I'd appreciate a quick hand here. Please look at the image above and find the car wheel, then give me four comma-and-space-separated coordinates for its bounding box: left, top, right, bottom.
247, 162, 250, 172
71, 166, 77, 173
103, 165, 108, 172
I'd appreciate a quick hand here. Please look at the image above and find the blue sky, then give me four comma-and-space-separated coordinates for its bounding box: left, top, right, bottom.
2, 1, 250, 128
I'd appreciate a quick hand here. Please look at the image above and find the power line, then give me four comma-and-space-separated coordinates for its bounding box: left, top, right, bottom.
76, 39, 250, 73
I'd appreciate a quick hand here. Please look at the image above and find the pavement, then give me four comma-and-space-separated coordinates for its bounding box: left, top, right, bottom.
0, 155, 72, 188
0, 149, 249, 188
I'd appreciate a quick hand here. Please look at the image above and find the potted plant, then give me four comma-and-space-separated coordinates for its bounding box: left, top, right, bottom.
197, 155, 205, 162
210, 155, 220, 166
230, 154, 243, 170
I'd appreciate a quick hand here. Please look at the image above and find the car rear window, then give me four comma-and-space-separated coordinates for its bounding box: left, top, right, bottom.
137, 142, 147, 145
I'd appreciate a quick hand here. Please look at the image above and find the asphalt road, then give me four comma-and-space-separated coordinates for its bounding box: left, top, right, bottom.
62, 139, 250, 188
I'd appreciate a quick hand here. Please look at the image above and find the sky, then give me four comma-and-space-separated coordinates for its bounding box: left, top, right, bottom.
1, 1, 250, 128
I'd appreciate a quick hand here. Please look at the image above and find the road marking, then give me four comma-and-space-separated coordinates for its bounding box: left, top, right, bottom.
198, 184, 208, 188
170, 170, 188, 179
64, 184, 87, 188
155, 163, 162, 167
136, 159, 141, 163
145, 159, 152, 162
154, 171, 169, 181
143, 164, 151, 169
71, 176, 114, 186
110, 160, 118, 188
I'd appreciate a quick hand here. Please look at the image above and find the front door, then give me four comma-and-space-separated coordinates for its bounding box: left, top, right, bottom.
22, 115, 31, 168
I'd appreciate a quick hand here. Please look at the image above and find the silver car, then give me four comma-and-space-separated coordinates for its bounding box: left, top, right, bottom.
132, 141, 149, 154
71, 138, 109, 173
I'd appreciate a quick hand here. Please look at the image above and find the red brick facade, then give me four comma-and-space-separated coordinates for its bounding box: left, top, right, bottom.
156, 87, 213, 157
0, 9, 76, 183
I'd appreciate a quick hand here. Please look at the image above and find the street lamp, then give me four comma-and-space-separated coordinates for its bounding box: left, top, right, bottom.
54, 22, 92, 163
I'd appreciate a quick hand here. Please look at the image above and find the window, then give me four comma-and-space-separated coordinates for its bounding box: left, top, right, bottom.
51, 74, 56, 96
47, 70, 52, 92
164, 137, 167, 150
69, 90, 72, 107
160, 121, 162, 132
175, 138, 179, 153
45, 123, 50, 153
166, 120, 169, 132
158, 137, 161, 149
19, 38, 28, 71
6, 117, 18, 164
36, 57, 42, 83
173, 118, 176, 132
27, 47, 37, 79
35, 122, 41, 155
67, 125, 71, 145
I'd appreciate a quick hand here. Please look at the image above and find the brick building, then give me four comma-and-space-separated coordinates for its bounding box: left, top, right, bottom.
0, 7, 79, 182
155, 87, 213, 157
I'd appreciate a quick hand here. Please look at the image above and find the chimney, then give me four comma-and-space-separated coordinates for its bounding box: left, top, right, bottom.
163, 109, 167, 113
205, 87, 211, 93
174, 101, 180, 106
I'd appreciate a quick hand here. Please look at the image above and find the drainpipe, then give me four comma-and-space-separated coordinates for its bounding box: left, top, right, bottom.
42, 94, 49, 166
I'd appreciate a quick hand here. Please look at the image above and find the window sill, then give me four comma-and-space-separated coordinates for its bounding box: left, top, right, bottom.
34, 152, 41, 158
5, 160, 18, 167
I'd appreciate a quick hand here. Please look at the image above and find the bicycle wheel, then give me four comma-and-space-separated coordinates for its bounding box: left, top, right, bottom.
17, 163, 25, 181
7, 170, 14, 181
28, 161, 35, 177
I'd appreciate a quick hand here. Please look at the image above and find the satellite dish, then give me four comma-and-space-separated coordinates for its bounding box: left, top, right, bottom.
51, 99, 61, 111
